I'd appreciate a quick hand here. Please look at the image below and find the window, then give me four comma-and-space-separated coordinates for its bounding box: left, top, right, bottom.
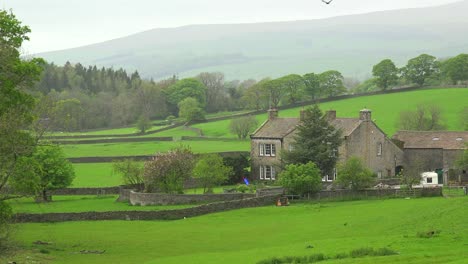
288, 144, 294, 152
323, 168, 336, 182
377, 171, 382, 178
377, 143, 382, 156
259, 143, 276, 157
427, 177, 433, 183
259, 165, 276, 180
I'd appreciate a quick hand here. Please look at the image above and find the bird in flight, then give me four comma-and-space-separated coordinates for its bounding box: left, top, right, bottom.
322, 0, 333, 4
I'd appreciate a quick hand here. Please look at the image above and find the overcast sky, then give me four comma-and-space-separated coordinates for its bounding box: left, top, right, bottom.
1, 0, 462, 54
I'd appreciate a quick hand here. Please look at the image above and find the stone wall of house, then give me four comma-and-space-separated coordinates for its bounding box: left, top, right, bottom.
403, 148, 444, 171
14, 194, 279, 223
344, 121, 404, 177
250, 138, 282, 181
129, 191, 256, 206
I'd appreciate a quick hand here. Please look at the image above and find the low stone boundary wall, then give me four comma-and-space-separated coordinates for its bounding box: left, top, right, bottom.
51, 184, 142, 196
129, 191, 256, 206
14, 195, 279, 223
256, 187, 285, 197
53, 137, 172, 145
68, 151, 250, 163
314, 187, 442, 200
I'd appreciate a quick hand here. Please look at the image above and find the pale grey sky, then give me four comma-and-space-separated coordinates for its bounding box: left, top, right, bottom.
1, 0, 463, 54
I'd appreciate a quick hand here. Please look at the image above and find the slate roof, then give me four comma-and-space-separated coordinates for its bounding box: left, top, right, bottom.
251, 117, 361, 139
251, 118, 300, 139
392, 131, 468, 150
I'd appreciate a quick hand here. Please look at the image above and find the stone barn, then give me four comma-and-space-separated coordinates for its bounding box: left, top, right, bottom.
392, 131, 468, 185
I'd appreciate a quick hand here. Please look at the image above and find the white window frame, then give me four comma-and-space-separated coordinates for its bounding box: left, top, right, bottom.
259, 143, 276, 157
259, 165, 276, 180
377, 171, 382, 178
377, 142, 382, 156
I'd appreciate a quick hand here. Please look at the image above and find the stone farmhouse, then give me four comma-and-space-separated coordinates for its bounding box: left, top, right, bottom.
250, 108, 468, 184
393, 131, 468, 184
250, 109, 405, 182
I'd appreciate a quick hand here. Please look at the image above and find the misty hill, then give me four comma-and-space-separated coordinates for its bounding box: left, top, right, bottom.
38, 0, 468, 80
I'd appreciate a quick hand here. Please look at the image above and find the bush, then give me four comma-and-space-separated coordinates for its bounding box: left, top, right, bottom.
0, 201, 13, 252
417, 230, 440, 238
278, 162, 322, 196
143, 146, 195, 193
335, 157, 376, 190
192, 154, 232, 193
236, 184, 249, 193
350, 247, 374, 258
113, 159, 144, 186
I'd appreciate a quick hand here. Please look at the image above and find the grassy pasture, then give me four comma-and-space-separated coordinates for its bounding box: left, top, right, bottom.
7, 195, 194, 213
7, 196, 467, 263
62, 139, 250, 158
72, 163, 122, 187
192, 88, 467, 138
49, 124, 168, 136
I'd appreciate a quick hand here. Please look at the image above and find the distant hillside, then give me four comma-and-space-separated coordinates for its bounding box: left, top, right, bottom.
38, 0, 468, 80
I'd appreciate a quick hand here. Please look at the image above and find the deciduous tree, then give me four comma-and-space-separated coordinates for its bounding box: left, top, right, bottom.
402, 54, 439, 87
372, 59, 398, 90
229, 115, 258, 139
303, 72, 321, 99
143, 146, 195, 193
319, 70, 346, 97
442, 53, 468, 84
398, 103, 446, 131
192, 154, 233, 193
112, 159, 144, 186
178, 97, 205, 123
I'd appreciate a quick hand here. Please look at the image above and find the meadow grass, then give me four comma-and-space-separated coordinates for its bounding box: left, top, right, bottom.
51, 88, 467, 141
7, 195, 195, 213
62, 139, 250, 158
49, 124, 168, 136
194, 88, 467, 138
7, 196, 467, 264
72, 163, 123, 187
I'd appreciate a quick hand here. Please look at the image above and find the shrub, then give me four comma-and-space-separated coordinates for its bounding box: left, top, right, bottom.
236, 184, 249, 193
350, 247, 374, 258
417, 230, 440, 238
278, 162, 322, 196
192, 154, 233, 193
0, 201, 13, 252
112, 159, 144, 186
335, 157, 375, 190
143, 146, 195, 193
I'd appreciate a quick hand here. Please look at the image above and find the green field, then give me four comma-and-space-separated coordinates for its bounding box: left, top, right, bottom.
72, 163, 122, 187
49, 124, 168, 136
62, 139, 250, 158
189, 88, 467, 138
6, 197, 467, 264
7, 195, 195, 213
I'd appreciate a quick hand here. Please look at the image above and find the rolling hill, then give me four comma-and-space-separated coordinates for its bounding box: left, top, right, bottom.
38, 0, 468, 80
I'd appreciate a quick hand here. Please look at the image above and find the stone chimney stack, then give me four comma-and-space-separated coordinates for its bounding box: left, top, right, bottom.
268, 108, 278, 120
326, 110, 336, 122
359, 109, 372, 121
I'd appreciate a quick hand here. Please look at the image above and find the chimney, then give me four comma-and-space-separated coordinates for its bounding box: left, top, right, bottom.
326, 110, 336, 122
268, 108, 278, 120
359, 109, 371, 121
